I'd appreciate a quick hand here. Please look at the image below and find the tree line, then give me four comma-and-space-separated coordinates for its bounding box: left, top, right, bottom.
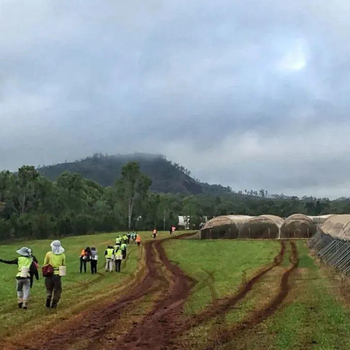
0, 162, 179, 241
1, 161, 350, 241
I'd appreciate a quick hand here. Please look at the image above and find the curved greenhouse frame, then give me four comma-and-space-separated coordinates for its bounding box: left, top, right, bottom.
319, 215, 350, 238
200, 215, 252, 239
239, 215, 284, 239
280, 214, 316, 238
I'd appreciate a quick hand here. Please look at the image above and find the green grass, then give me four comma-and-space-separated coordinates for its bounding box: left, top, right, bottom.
5, 235, 350, 349
165, 239, 350, 350
0, 230, 175, 339
165, 239, 281, 314
265, 241, 350, 350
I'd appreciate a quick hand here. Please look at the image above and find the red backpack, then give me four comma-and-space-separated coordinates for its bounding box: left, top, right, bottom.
42, 264, 54, 277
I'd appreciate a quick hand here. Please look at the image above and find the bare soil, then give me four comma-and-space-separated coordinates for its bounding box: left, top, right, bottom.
3, 233, 194, 350
119, 235, 195, 350
3, 238, 300, 350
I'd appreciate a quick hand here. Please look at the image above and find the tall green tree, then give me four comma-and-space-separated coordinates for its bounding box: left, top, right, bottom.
115, 162, 151, 229
11, 166, 40, 215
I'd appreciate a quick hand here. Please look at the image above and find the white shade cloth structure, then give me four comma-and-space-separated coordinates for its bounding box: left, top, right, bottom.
281, 214, 316, 239
239, 215, 284, 239
201, 215, 252, 239
319, 215, 350, 238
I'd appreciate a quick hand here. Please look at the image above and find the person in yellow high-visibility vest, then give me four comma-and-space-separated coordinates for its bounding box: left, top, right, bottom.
120, 242, 127, 260
123, 234, 128, 244
0, 247, 38, 309
114, 245, 123, 272
43, 240, 66, 309
105, 246, 114, 272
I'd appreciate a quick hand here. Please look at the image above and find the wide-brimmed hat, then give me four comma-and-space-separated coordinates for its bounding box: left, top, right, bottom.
50, 240, 65, 255
16, 247, 32, 257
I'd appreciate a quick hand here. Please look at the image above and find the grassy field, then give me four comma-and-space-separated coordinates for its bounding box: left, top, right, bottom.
164, 239, 281, 314
0, 230, 173, 340
165, 239, 350, 350
3, 234, 350, 349
264, 241, 350, 350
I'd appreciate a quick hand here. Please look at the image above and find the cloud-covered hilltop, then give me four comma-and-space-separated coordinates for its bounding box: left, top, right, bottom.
38, 153, 232, 195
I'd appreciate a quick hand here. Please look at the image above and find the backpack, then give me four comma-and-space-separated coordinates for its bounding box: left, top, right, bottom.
42, 264, 54, 277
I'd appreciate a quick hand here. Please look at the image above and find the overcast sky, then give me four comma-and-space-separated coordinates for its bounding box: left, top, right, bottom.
1, 0, 350, 198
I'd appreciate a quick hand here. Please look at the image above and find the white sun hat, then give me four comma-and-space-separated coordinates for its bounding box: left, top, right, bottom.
16, 247, 32, 257
50, 240, 65, 255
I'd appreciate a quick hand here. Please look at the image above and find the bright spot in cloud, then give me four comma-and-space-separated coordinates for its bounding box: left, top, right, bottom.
278, 39, 307, 72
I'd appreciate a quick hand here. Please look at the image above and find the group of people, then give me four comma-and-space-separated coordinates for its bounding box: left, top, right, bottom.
79, 247, 98, 274
0, 230, 159, 310
78, 232, 142, 275
128, 232, 142, 245
79, 233, 142, 274
0, 240, 66, 310
152, 226, 176, 239
104, 233, 142, 273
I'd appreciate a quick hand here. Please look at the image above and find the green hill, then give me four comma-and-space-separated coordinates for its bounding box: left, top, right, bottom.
37, 153, 232, 195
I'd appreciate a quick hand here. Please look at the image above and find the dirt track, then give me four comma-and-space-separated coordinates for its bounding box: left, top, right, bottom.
3, 238, 298, 350
120, 236, 195, 350
120, 239, 287, 350
204, 241, 299, 350
163, 241, 286, 348
187, 241, 286, 328
3, 233, 193, 350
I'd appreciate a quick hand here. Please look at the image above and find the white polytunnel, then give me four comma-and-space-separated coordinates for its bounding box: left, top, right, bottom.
307, 215, 333, 225
319, 215, 350, 238
239, 215, 284, 239
280, 214, 317, 239
200, 215, 252, 239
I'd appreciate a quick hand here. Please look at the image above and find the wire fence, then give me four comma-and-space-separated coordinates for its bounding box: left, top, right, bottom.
308, 230, 350, 276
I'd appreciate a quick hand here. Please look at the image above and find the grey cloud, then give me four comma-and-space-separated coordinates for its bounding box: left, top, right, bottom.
0, 0, 350, 198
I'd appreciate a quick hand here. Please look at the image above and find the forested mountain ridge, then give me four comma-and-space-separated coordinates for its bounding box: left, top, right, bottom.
37, 153, 232, 195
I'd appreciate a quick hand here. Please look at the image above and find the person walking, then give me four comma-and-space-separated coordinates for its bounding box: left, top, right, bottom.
132, 232, 137, 243
43, 240, 66, 309
152, 229, 157, 239
136, 234, 142, 247
80, 247, 91, 273
121, 241, 127, 260
105, 246, 114, 272
90, 247, 98, 274
0, 247, 38, 309
114, 245, 123, 272
115, 236, 122, 246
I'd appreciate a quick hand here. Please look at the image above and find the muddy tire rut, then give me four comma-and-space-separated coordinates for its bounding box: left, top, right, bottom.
204, 241, 299, 350
188, 241, 286, 328
4, 234, 193, 350
163, 241, 286, 348
119, 237, 195, 350
3, 237, 297, 350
